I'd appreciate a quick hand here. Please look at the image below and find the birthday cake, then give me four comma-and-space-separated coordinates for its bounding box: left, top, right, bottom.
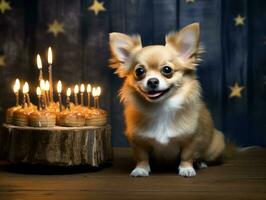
5, 47, 107, 128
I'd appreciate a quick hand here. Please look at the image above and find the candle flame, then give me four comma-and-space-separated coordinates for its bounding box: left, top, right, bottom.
92, 87, 99, 97
23, 82, 29, 94
57, 80, 62, 93
92, 86, 101, 97
67, 88, 71, 97
36, 87, 41, 96
45, 80, 50, 91
37, 54, 42, 69
48, 47, 53, 64
80, 84, 85, 93
92, 87, 96, 97
87, 84, 91, 93
74, 84, 79, 94
13, 78, 20, 93
40, 79, 45, 90
13, 84, 18, 93
96, 86, 101, 96
15, 78, 20, 90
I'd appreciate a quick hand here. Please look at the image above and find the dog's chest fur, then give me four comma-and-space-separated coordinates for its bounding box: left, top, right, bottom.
129, 94, 200, 145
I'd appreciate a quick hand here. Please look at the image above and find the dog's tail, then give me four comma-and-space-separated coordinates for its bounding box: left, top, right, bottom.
205, 130, 237, 165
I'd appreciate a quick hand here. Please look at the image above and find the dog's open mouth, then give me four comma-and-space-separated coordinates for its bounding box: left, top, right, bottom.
144, 87, 171, 100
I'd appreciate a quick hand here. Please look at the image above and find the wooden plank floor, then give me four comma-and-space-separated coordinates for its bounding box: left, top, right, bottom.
0, 147, 266, 200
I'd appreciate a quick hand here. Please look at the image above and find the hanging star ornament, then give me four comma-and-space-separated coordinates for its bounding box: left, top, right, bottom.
0, 55, 6, 67
229, 82, 245, 98
47, 20, 65, 37
0, 0, 11, 14
88, 0, 106, 15
234, 15, 245, 26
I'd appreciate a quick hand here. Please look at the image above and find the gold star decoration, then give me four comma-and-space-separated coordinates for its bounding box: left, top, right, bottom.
186, 0, 195, 3
234, 15, 245, 26
0, 0, 11, 14
88, 0, 106, 16
229, 82, 245, 98
0, 55, 6, 67
47, 20, 65, 37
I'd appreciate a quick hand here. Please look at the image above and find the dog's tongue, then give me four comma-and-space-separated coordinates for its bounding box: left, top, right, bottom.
147, 91, 162, 98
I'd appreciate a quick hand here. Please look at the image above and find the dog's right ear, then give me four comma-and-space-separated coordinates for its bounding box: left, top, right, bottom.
109, 32, 142, 78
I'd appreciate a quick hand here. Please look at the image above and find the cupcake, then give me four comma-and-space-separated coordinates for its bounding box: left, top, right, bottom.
6, 105, 21, 124
85, 108, 107, 126
56, 109, 85, 127
29, 110, 56, 127
13, 105, 35, 126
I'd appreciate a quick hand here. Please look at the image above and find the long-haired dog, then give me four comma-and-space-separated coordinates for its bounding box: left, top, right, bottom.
109, 23, 225, 177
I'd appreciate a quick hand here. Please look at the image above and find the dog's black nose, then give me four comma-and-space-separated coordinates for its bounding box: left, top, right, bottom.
147, 78, 159, 89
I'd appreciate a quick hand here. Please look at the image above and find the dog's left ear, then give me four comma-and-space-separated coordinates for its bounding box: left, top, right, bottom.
109, 32, 142, 77
165, 23, 200, 60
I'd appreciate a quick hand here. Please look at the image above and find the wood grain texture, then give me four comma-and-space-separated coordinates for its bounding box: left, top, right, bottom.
0, 148, 265, 200
0, 124, 112, 166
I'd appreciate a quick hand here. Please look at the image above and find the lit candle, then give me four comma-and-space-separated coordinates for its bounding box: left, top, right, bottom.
57, 80, 62, 112
22, 83, 27, 108
92, 87, 101, 109
80, 84, 85, 106
48, 47, 54, 102
36, 87, 41, 111
74, 84, 79, 106
45, 80, 50, 105
24, 82, 31, 107
66, 88, 71, 109
37, 54, 43, 82
40, 79, 47, 109
87, 84, 91, 108
96, 86, 101, 109
13, 78, 20, 106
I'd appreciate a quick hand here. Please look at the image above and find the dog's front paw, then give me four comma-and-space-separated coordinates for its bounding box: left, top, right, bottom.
130, 167, 150, 177
178, 166, 196, 177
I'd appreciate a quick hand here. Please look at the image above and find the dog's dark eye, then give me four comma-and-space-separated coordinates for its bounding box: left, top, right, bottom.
134, 66, 146, 79
161, 66, 173, 78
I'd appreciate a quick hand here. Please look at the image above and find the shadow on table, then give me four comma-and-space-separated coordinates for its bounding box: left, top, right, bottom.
0, 162, 112, 175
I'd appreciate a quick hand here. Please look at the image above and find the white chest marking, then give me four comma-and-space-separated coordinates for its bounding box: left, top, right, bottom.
136, 95, 198, 144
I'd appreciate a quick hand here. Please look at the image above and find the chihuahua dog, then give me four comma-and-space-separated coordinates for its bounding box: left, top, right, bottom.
109, 23, 225, 177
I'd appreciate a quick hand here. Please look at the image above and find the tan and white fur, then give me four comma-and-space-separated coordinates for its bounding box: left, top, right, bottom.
109, 23, 225, 177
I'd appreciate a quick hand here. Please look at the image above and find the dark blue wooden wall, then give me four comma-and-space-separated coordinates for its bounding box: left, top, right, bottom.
0, 0, 265, 147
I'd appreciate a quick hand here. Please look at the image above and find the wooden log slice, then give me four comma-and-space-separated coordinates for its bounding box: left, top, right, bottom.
0, 124, 113, 167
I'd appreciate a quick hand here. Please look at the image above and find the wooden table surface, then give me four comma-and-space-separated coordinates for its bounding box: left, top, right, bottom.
0, 147, 266, 200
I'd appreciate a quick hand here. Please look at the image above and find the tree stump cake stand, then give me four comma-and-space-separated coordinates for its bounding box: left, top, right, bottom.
0, 124, 112, 167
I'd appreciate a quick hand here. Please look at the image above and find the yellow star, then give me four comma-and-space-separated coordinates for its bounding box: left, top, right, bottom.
88, 0, 106, 16
229, 83, 245, 98
47, 20, 65, 37
0, 0, 11, 14
234, 15, 245, 26
0, 55, 6, 66
186, 0, 195, 3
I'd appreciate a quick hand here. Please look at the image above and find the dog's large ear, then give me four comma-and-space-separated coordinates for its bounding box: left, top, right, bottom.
109, 32, 142, 77
165, 23, 200, 60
